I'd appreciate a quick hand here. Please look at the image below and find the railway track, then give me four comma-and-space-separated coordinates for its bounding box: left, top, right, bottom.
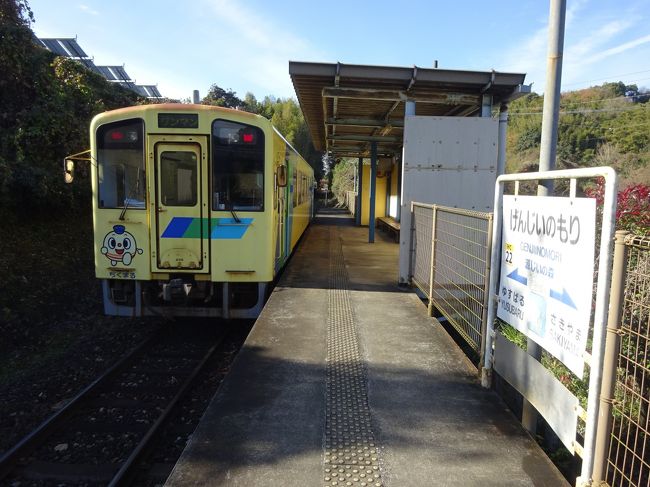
0, 322, 248, 486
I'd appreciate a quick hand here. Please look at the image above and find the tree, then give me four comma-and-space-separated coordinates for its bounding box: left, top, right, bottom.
242, 92, 260, 113
507, 82, 650, 185
330, 158, 355, 205
0, 0, 142, 211
234, 92, 322, 179
0, 0, 45, 185
202, 84, 243, 108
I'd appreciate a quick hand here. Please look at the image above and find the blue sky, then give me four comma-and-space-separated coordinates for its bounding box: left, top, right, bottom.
29, 0, 650, 101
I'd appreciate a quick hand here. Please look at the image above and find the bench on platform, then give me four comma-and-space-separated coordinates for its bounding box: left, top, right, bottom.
376, 216, 400, 242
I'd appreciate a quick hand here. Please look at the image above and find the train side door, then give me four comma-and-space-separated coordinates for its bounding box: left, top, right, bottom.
275, 186, 285, 270
151, 136, 209, 273
284, 157, 294, 257
275, 153, 288, 270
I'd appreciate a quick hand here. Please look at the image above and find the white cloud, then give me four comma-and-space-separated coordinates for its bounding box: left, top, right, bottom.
497, 0, 590, 85
496, 24, 547, 90
566, 20, 632, 60
565, 0, 588, 25
560, 19, 638, 85
580, 33, 650, 65
496, 0, 650, 92
202, 0, 328, 97
79, 4, 99, 16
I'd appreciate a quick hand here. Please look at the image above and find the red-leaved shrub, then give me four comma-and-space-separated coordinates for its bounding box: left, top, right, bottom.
585, 181, 650, 235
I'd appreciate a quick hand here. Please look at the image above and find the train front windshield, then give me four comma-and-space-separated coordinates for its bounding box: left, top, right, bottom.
96, 119, 146, 209
212, 120, 265, 211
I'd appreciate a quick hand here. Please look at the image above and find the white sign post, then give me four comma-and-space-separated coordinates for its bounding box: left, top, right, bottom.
497, 195, 596, 377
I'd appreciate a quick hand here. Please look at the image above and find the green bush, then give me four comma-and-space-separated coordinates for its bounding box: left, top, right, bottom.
0, 0, 141, 212
331, 159, 356, 205
507, 83, 650, 181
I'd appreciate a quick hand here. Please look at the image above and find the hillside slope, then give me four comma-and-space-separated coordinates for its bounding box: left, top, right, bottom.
506, 82, 650, 186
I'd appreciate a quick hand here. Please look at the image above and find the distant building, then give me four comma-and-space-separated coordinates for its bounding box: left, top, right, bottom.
37, 37, 163, 99
625, 90, 650, 104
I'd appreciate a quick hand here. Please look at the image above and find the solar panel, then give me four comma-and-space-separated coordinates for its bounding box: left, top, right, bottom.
39, 38, 89, 58
139, 85, 162, 98
36, 37, 163, 98
96, 66, 117, 80
40, 38, 69, 56
79, 58, 98, 71
84, 62, 102, 74
111, 66, 131, 81
60, 38, 88, 58
117, 81, 138, 91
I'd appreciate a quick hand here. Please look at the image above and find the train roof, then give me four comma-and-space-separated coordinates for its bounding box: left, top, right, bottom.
92, 103, 267, 124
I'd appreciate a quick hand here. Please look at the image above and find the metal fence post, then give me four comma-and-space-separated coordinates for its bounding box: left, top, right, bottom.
427, 206, 438, 316
408, 202, 415, 283
580, 167, 618, 485
482, 177, 504, 388
591, 230, 629, 483
478, 214, 494, 371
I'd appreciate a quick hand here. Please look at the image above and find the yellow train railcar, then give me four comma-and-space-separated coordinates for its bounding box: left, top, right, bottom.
65, 104, 314, 318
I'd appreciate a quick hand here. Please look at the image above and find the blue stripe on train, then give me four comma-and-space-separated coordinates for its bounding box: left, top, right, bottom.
161, 217, 194, 238
161, 217, 254, 239
210, 218, 253, 239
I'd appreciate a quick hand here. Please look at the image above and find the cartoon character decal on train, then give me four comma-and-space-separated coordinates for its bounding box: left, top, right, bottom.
101, 225, 143, 266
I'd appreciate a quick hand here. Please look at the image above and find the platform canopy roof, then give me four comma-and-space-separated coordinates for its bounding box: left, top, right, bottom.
289, 61, 528, 159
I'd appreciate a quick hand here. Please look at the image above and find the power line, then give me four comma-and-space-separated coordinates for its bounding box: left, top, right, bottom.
562, 69, 650, 87
510, 106, 649, 116
603, 121, 650, 129
511, 94, 650, 113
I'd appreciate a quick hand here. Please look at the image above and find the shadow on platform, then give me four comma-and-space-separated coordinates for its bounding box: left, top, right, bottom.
313, 207, 356, 226
166, 342, 565, 486
165, 221, 568, 487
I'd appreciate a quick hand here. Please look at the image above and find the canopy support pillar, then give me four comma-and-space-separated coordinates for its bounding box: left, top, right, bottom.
356, 157, 363, 226
369, 142, 377, 243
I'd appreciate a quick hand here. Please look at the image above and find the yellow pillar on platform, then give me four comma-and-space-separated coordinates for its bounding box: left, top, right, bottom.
360, 164, 387, 226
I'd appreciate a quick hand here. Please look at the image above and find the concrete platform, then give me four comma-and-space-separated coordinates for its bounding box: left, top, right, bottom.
166, 218, 568, 486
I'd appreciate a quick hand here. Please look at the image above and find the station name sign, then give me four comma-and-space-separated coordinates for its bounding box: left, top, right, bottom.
497, 195, 596, 377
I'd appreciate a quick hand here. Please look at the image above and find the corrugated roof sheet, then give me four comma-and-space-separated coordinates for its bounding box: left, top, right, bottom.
289, 61, 528, 158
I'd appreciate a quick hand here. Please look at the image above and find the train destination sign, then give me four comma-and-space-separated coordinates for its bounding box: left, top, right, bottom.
158, 113, 199, 129
497, 195, 596, 377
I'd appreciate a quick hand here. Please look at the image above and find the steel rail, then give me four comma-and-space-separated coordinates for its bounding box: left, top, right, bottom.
0, 334, 156, 480
108, 334, 224, 486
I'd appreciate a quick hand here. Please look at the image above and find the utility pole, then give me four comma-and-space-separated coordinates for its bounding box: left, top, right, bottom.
538, 0, 566, 188
522, 0, 567, 434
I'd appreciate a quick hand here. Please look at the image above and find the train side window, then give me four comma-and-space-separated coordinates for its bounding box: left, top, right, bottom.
97, 119, 145, 209
160, 151, 197, 206
212, 120, 264, 211
298, 173, 305, 205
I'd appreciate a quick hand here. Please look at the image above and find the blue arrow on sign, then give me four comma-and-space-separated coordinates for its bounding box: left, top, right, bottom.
507, 268, 528, 285
550, 287, 577, 309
